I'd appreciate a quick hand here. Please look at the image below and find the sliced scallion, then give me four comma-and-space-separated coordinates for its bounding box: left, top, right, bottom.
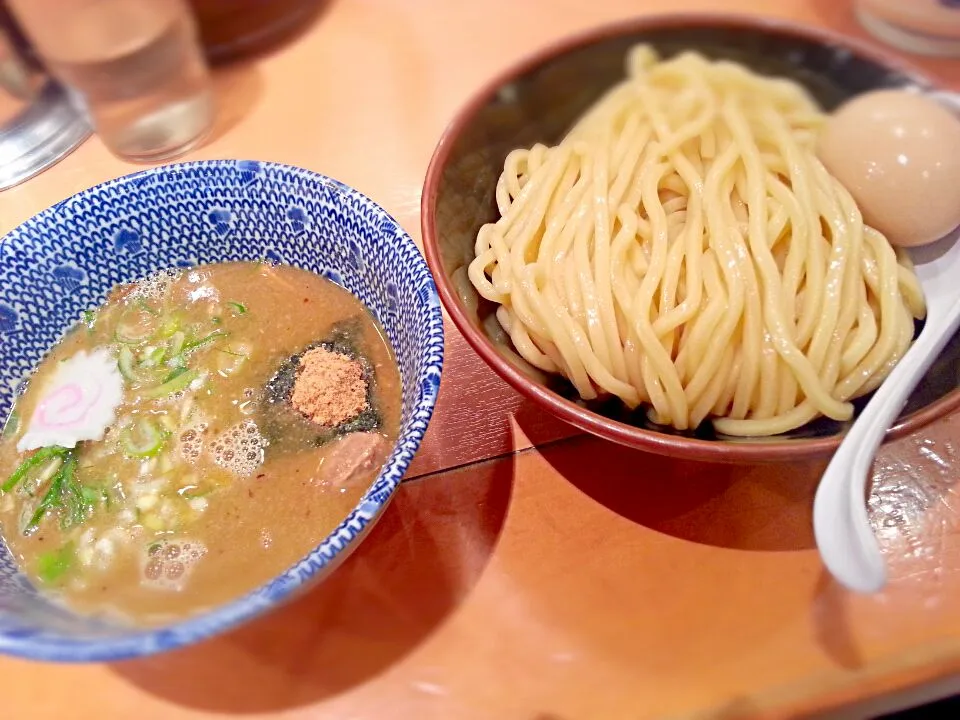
167, 331, 186, 358
120, 419, 168, 457
21, 456, 62, 497
23, 453, 85, 534
137, 299, 160, 316
157, 313, 183, 339
2, 446, 68, 493
139, 346, 166, 368
180, 330, 227, 354
118, 346, 141, 382
1, 411, 19, 440
142, 368, 199, 400
80, 486, 100, 504
216, 347, 248, 376
178, 484, 213, 499
37, 542, 74, 584
115, 304, 158, 344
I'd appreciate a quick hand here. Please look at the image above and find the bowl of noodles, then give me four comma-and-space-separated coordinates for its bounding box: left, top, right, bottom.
421, 13, 960, 462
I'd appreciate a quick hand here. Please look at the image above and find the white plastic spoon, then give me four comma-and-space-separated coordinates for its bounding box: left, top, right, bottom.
813, 228, 960, 593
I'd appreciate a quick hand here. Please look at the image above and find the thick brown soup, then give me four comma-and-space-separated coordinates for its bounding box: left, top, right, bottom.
0, 262, 401, 626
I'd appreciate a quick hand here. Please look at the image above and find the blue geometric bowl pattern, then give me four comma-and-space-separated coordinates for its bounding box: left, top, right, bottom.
0, 160, 444, 662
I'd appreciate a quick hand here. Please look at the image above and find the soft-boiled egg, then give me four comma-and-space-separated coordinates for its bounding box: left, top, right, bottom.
817, 89, 960, 248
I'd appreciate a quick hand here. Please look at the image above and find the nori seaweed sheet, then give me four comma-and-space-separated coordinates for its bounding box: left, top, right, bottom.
258, 317, 383, 450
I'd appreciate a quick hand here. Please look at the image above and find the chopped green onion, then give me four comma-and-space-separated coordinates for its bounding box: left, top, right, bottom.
59, 461, 87, 530
142, 367, 198, 400
80, 486, 100, 504
85, 482, 119, 512
216, 347, 248, 376
227, 301, 247, 315
24, 453, 86, 534
166, 354, 187, 371
118, 346, 141, 382
118, 346, 163, 386
81, 309, 97, 329
1, 411, 19, 440
167, 331, 186, 358
180, 330, 227, 354
162, 366, 190, 384
137, 298, 160, 316
120, 418, 168, 457
158, 414, 178, 434
115, 304, 158, 344
162, 330, 225, 371
143, 513, 165, 531
62, 458, 90, 529
157, 314, 182, 339
2, 446, 68, 493
178, 484, 212, 499
22, 456, 62, 497
24, 476, 61, 531
37, 543, 74, 584
139, 346, 166, 368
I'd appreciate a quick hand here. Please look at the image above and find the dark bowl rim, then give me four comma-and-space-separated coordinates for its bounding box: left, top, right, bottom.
421, 11, 959, 463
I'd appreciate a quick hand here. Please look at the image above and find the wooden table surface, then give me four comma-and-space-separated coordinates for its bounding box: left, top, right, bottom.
3, 1, 960, 718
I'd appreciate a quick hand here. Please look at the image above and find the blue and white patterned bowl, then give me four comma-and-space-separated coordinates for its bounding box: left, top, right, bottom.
0, 160, 445, 662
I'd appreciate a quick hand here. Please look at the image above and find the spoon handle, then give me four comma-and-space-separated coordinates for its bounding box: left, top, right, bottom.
813, 301, 960, 593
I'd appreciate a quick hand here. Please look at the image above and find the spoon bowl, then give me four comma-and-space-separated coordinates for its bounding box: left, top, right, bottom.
814, 226, 960, 593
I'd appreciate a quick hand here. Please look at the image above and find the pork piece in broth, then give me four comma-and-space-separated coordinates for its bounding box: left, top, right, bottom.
321, 433, 390, 488
0, 262, 401, 626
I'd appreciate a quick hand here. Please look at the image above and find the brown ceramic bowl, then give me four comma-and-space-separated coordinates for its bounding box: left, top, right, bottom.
421, 13, 960, 463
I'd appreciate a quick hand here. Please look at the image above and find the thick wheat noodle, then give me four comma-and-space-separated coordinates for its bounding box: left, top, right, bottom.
466, 46, 927, 437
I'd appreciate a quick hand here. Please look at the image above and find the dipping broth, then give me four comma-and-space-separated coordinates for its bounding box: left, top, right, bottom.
0, 262, 401, 626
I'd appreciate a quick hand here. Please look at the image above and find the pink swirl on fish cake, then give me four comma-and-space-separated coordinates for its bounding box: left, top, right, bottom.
35, 382, 104, 429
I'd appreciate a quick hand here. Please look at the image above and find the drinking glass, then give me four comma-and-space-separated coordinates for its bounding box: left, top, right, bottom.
6, 0, 215, 162
855, 0, 960, 57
